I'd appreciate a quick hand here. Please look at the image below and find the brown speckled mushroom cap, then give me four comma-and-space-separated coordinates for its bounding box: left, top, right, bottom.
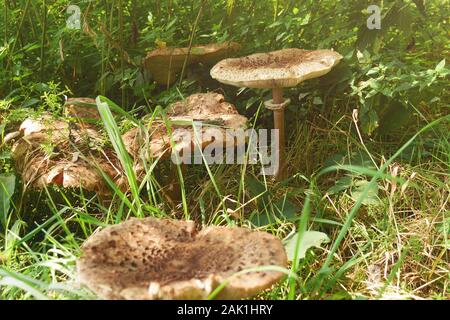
11, 115, 126, 194
144, 42, 240, 85
210, 48, 343, 89
64, 97, 99, 123
76, 218, 287, 300
122, 92, 248, 163
167, 92, 248, 130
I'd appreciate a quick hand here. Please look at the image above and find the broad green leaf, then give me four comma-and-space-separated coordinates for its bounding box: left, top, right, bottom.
351, 179, 380, 206
21, 98, 40, 108
313, 97, 323, 105
273, 198, 300, 221
435, 59, 446, 72
377, 99, 412, 135
284, 231, 329, 262
327, 175, 353, 195
246, 175, 269, 205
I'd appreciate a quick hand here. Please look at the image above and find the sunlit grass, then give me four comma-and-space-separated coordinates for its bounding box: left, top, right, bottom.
0, 0, 448, 301
1, 95, 448, 300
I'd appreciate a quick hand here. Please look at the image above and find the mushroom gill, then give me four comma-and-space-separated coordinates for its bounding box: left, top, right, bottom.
144, 42, 240, 85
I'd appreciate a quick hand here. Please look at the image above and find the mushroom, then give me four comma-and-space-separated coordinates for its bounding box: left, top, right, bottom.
2, 131, 21, 145
77, 217, 287, 300
166, 92, 248, 151
210, 48, 343, 180
11, 114, 126, 195
144, 42, 240, 86
122, 93, 248, 201
123, 93, 247, 160
64, 97, 100, 125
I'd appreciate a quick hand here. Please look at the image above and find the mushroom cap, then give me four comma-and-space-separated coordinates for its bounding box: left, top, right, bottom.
210, 48, 343, 89
77, 218, 287, 300
19, 115, 69, 138
144, 42, 240, 85
64, 97, 99, 123
2, 131, 21, 144
22, 157, 122, 195
167, 92, 248, 130
122, 122, 170, 161
122, 93, 248, 164
12, 115, 126, 194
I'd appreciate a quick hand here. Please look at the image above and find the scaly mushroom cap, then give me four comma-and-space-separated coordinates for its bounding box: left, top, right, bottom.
122, 122, 170, 161
122, 93, 248, 165
167, 92, 247, 130
22, 157, 122, 195
12, 115, 126, 195
64, 97, 99, 123
77, 218, 287, 300
144, 42, 240, 85
210, 48, 343, 89
19, 115, 69, 138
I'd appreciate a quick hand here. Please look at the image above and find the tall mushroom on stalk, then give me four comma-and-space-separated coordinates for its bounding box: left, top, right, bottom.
77, 217, 287, 300
210, 48, 343, 180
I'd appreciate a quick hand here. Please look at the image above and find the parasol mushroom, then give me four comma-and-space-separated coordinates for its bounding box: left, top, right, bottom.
64, 97, 100, 126
122, 93, 248, 201
123, 92, 247, 160
77, 217, 287, 300
210, 48, 343, 180
144, 41, 240, 86
166, 92, 248, 152
11, 114, 126, 195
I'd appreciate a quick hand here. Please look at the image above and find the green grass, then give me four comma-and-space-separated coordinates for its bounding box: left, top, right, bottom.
0, 95, 448, 300
0, 0, 448, 301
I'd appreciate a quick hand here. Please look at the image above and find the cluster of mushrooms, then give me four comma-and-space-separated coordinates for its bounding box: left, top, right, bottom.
6, 98, 128, 196
4, 43, 342, 299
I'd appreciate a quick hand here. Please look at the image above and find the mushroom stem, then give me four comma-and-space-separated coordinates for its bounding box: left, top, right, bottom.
272, 87, 284, 104
272, 87, 286, 181
166, 162, 185, 203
